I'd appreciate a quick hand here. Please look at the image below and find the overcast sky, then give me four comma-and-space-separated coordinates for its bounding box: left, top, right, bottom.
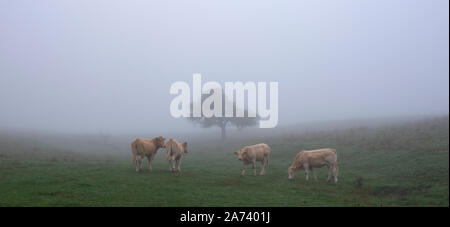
0, 0, 448, 134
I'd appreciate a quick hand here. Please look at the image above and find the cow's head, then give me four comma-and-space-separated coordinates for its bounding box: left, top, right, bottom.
288, 166, 295, 180
155, 136, 166, 148
234, 149, 244, 160
182, 142, 188, 153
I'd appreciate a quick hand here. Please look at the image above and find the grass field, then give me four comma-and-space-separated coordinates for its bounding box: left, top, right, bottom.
0, 116, 448, 206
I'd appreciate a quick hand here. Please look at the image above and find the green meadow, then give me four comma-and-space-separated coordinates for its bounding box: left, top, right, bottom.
0, 116, 448, 206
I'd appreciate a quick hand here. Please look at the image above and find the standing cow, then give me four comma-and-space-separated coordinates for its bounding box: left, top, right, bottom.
165, 138, 188, 173
131, 136, 165, 172
234, 143, 270, 176
288, 148, 338, 183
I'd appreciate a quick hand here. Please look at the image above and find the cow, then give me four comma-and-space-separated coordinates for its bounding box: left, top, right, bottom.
288, 148, 338, 183
131, 136, 165, 172
165, 138, 188, 173
234, 143, 270, 176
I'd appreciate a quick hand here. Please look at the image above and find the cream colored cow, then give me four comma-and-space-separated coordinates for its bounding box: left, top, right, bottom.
234, 143, 270, 176
131, 136, 165, 172
288, 148, 338, 183
165, 138, 188, 173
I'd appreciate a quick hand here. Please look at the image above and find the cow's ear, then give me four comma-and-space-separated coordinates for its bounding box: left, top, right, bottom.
183, 142, 187, 147
234, 151, 238, 155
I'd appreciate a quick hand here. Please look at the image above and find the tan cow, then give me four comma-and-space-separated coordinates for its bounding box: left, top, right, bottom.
288, 148, 338, 183
165, 138, 188, 173
234, 143, 270, 176
131, 136, 165, 172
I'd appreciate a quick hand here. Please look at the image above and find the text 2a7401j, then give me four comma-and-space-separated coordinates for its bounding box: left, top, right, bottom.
223, 211, 270, 223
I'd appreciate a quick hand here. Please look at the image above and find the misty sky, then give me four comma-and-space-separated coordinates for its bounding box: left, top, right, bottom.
0, 0, 448, 134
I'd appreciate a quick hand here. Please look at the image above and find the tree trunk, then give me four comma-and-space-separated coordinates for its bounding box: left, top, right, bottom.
220, 125, 226, 139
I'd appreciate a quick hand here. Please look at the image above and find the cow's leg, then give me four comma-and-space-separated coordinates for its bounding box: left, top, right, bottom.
176, 158, 182, 172
327, 165, 332, 182
310, 168, 317, 181
171, 158, 176, 172
252, 161, 257, 176
136, 156, 142, 172
333, 165, 338, 183
168, 159, 173, 172
135, 155, 140, 172
136, 156, 140, 172
147, 155, 153, 172
241, 163, 247, 176
139, 156, 144, 171
260, 160, 266, 175
304, 164, 310, 181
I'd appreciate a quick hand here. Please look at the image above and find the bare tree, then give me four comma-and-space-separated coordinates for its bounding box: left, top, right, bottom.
188, 89, 259, 139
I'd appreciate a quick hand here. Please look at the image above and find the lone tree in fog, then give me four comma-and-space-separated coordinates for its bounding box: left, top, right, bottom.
188, 89, 259, 139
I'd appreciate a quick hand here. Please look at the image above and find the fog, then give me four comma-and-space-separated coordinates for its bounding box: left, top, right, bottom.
0, 0, 448, 134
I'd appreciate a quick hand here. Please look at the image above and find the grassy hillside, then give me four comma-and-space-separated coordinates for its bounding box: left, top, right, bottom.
0, 116, 448, 206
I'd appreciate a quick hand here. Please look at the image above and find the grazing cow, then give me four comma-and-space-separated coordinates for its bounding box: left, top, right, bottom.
234, 143, 270, 176
131, 136, 165, 172
165, 138, 188, 173
288, 148, 338, 183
